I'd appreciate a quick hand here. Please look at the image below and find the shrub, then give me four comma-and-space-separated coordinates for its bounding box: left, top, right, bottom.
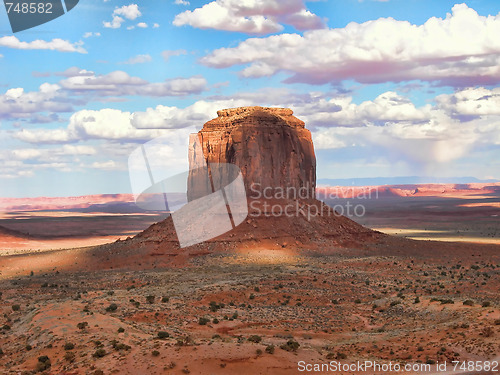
354, 299, 361, 304
248, 335, 262, 343
463, 300, 474, 306
64, 351, 75, 362
12, 304, 20, 311
157, 331, 169, 339
494, 319, 500, 325
414, 297, 420, 304
280, 339, 300, 352
209, 301, 224, 312
482, 327, 494, 337
199, 317, 210, 325
256, 349, 263, 355
265, 345, 275, 354
331, 299, 339, 305
212, 318, 219, 324
161, 296, 169, 303
77, 322, 89, 330
112, 341, 131, 351
26, 344, 32, 351
146, 295, 155, 304
482, 301, 491, 308
336, 352, 347, 360
152, 350, 160, 357
417, 346, 424, 352
35, 355, 51, 372
118, 327, 125, 333
64, 343, 75, 350
105, 303, 118, 312
92, 349, 106, 358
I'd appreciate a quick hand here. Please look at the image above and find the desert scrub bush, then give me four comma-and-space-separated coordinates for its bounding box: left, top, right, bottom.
35, 355, 51, 372
157, 331, 170, 339
105, 303, 118, 312
463, 300, 474, 306
198, 317, 210, 325
481, 327, 494, 337
482, 301, 491, 307
118, 327, 125, 333
336, 352, 347, 359
265, 345, 275, 354
390, 300, 401, 307
354, 299, 361, 304
152, 350, 160, 357
161, 296, 169, 303
77, 321, 89, 330
64, 351, 75, 362
209, 301, 224, 312
280, 339, 300, 352
256, 348, 263, 355
247, 335, 262, 343
440, 299, 454, 305
494, 319, 500, 325
92, 348, 106, 358
146, 295, 155, 304
212, 318, 219, 324
12, 304, 20, 311
414, 297, 420, 304
64, 342, 74, 350
111, 340, 131, 351
331, 299, 339, 305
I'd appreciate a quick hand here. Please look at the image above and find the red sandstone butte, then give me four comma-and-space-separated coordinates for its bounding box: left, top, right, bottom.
188, 106, 316, 200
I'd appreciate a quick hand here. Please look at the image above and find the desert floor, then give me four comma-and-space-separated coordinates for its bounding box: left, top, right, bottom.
0, 241, 499, 374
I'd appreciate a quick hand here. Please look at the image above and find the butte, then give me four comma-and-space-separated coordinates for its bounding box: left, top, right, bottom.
89, 106, 381, 270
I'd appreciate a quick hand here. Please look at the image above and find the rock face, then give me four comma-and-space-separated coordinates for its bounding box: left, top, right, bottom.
187, 106, 316, 201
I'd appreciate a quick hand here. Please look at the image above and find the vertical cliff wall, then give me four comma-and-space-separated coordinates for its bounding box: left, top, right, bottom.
187, 106, 316, 201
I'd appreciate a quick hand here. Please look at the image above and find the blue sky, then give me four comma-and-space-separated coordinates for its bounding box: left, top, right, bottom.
0, 0, 499, 197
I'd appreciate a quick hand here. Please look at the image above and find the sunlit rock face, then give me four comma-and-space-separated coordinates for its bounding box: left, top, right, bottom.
187, 106, 316, 201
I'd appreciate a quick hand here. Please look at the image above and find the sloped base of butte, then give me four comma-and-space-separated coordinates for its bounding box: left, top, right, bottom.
92, 198, 383, 267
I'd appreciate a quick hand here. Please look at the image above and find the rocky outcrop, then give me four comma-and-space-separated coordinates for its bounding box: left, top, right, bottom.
187, 106, 316, 201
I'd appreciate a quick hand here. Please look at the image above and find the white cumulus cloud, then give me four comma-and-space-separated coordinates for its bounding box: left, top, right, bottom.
201, 4, 500, 86
104, 4, 142, 29
0, 36, 86, 53
173, 0, 324, 34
